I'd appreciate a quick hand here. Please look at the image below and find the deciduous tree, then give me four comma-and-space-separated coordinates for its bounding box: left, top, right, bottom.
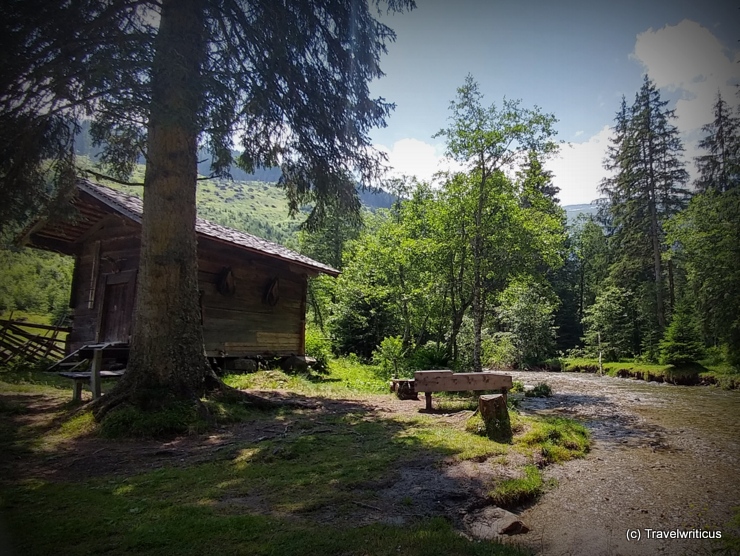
435, 75, 559, 371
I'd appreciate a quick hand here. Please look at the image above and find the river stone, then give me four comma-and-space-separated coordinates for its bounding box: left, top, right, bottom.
464, 506, 529, 539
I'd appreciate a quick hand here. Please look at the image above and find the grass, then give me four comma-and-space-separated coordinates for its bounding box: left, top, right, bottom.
223, 357, 389, 396
0, 357, 591, 555
514, 416, 590, 464
488, 465, 549, 508
77, 158, 301, 245
562, 357, 740, 389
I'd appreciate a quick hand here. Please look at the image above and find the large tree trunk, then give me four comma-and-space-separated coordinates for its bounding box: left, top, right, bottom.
104, 0, 212, 408
93, 0, 283, 419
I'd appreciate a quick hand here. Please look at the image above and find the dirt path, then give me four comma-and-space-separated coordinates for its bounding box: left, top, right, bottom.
507, 371, 740, 556
2, 373, 738, 555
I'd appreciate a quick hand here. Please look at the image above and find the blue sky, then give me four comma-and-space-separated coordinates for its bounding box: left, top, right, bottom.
368, 0, 740, 205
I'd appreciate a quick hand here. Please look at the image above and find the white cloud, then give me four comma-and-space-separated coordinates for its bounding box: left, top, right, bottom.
631, 19, 740, 134
547, 126, 613, 206
375, 134, 611, 206
374, 138, 456, 182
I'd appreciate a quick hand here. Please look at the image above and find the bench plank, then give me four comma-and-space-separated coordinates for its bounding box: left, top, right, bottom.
414, 370, 512, 392
57, 371, 125, 402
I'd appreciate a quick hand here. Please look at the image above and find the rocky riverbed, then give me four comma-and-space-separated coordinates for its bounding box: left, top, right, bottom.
507, 370, 740, 555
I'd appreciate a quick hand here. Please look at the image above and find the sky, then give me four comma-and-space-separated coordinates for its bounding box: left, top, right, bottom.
367, 0, 740, 206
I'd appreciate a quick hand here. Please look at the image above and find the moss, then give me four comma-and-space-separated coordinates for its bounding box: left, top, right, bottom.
488, 465, 548, 507
516, 416, 590, 464
100, 402, 209, 439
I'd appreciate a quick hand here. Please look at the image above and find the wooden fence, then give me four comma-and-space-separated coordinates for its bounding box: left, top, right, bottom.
0, 318, 69, 364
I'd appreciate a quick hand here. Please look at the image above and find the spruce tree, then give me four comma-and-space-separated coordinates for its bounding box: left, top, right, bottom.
598, 76, 689, 342
695, 92, 740, 193
659, 299, 704, 366
1, 0, 414, 415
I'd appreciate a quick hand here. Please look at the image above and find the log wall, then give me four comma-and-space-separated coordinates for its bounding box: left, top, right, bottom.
66, 226, 309, 358
198, 238, 307, 357
66, 216, 141, 352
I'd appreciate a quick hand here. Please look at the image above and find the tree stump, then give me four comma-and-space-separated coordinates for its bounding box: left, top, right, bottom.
479, 394, 511, 442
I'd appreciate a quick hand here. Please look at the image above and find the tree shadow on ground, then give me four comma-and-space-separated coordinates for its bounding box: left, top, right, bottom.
0, 386, 535, 556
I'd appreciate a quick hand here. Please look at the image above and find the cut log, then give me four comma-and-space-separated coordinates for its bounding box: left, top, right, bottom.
479, 394, 511, 442
390, 379, 418, 400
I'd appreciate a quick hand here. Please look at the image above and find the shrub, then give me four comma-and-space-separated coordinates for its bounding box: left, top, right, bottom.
371, 335, 406, 379
482, 332, 517, 369
407, 341, 448, 370
304, 325, 332, 372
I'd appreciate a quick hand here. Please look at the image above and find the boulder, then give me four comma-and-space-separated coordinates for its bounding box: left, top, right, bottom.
464, 506, 529, 539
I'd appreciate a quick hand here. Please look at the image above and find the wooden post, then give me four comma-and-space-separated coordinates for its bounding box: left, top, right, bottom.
425, 392, 433, 411
90, 349, 103, 399
478, 394, 511, 442
72, 380, 83, 403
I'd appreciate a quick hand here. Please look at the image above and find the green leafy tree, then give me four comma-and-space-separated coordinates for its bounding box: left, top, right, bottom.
497, 278, 559, 367
566, 215, 610, 339
372, 335, 406, 379
435, 75, 559, 371
298, 201, 363, 330
2, 0, 414, 414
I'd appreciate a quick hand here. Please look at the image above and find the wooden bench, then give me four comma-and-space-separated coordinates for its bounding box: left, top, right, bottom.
59, 370, 125, 402
413, 370, 513, 410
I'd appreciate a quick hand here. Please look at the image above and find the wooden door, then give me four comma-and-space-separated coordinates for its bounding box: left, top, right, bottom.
98, 271, 137, 343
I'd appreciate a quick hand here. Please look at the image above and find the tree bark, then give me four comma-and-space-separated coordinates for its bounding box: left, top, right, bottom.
472, 163, 488, 372
114, 0, 212, 403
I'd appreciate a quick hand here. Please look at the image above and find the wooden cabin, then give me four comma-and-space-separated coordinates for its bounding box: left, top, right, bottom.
21, 179, 338, 360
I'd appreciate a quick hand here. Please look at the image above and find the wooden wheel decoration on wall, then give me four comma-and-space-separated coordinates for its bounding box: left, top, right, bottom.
216, 266, 236, 296
264, 277, 280, 306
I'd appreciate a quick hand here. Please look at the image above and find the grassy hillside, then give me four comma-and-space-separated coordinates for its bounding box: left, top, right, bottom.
196, 178, 303, 246
87, 160, 302, 245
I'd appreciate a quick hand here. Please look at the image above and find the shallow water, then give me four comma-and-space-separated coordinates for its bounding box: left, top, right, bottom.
506, 371, 740, 556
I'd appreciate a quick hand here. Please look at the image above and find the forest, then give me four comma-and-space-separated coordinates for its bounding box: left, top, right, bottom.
3, 3, 739, 555
3, 73, 737, 387
297, 75, 740, 382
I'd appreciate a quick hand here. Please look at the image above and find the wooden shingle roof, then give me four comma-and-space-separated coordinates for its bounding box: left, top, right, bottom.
25, 179, 340, 277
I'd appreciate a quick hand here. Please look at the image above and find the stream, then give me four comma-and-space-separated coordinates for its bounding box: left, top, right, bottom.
506, 370, 739, 556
